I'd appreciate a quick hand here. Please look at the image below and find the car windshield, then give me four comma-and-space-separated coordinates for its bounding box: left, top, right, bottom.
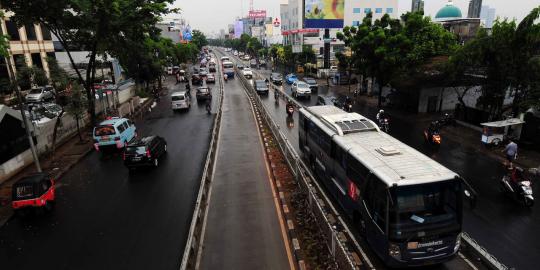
172, 95, 184, 101
15, 185, 34, 199
29, 89, 43, 94
389, 180, 460, 231
297, 83, 308, 88
95, 125, 116, 136
198, 88, 209, 93
125, 146, 146, 155
305, 78, 315, 83
255, 81, 266, 87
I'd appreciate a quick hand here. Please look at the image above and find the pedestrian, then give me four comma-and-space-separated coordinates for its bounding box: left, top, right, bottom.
502, 140, 518, 167
175, 72, 180, 84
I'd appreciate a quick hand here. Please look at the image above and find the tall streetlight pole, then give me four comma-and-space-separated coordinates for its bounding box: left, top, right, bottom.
6, 49, 42, 172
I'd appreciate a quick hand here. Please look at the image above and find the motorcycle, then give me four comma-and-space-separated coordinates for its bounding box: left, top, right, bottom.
423, 129, 442, 146
440, 113, 456, 127
379, 118, 390, 133
274, 90, 279, 100
286, 104, 294, 117
224, 74, 228, 82
501, 167, 534, 207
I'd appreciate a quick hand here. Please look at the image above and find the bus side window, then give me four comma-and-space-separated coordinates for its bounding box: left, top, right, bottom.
364, 176, 387, 232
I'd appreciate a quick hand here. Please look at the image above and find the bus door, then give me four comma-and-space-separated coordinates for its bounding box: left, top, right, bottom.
362, 175, 389, 259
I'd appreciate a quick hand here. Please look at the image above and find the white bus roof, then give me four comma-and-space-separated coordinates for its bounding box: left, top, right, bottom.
301, 106, 459, 187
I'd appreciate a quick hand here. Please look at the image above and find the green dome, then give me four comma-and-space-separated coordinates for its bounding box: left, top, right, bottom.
435, 1, 462, 19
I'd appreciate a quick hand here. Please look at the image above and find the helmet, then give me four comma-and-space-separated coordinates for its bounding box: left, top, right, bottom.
379, 110, 384, 114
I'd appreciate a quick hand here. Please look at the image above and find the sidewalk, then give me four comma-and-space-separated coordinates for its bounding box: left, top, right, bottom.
328, 83, 540, 170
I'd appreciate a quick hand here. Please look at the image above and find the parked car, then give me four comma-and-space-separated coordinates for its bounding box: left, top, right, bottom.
26, 103, 63, 125
196, 87, 212, 101
206, 73, 216, 83
291, 81, 312, 98
334, 72, 351, 85
270, 73, 283, 85
254, 80, 269, 95
259, 59, 267, 67
12, 173, 55, 216
239, 52, 245, 57
285, 73, 298, 84
329, 65, 338, 77
166, 66, 173, 75
243, 55, 251, 61
171, 91, 191, 111
304, 77, 319, 91
316, 95, 336, 106
123, 136, 167, 170
237, 64, 245, 70
93, 117, 137, 151
25, 86, 55, 103
242, 68, 253, 79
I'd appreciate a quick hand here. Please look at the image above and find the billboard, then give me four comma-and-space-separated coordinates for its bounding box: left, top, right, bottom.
234, 20, 244, 38
304, 0, 345, 28
248, 10, 267, 19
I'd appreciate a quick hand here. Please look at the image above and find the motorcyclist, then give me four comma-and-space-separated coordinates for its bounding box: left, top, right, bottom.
205, 99, 212, 114
223, 73, 228, 82
427, 121, 440, 140
274, 89, 279, 99
286, 99, 294, 115
376, 110, 388, 122
344, 96, 353, 112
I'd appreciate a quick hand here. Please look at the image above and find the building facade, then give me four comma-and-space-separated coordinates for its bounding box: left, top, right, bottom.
344, 0, 398, 27
480, 5, 496, 28
0, 17, 55, 87
411, 0, 425, 13
467, 0, 483, 18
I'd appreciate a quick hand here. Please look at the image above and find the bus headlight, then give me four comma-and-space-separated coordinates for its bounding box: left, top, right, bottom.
454, 234, 462, 253
389, 243, 401, 259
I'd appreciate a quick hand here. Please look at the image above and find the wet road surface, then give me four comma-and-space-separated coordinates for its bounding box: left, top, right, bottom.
198, 51, 291, 270
0, 75, 217, 269
226, 51, 539, 269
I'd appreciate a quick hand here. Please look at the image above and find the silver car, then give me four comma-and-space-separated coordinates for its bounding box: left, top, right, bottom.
291, 81, 312, 98
25, 86, 55, 102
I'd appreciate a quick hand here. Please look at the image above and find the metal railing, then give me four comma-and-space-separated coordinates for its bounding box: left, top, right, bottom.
235, 67, 364, 270
179, 54, 225, 270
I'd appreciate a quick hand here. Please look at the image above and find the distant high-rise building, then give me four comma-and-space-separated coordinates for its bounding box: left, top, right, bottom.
468, 0, 482, 18
411, 0, 424, 13
480, 5, 496, 28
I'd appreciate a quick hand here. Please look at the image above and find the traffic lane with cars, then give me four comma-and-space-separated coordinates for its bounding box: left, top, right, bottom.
0, 77, 218, 270
254, 68, 540, 269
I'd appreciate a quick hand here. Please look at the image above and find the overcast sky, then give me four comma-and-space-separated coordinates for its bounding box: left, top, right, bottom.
171, 0, 540, 35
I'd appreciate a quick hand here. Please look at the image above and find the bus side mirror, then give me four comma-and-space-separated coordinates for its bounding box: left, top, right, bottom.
464, 189, 476, 209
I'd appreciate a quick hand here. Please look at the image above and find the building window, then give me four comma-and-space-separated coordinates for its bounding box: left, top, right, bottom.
13, 54, 26, 72
375, 8, 383, 14
31, 53, 43, 68
40, 25, 52, 40
352, 21, 360, 26
364, 8, 372, 14
25, 23, 37, 40
5, 20, 20, 41
386, 8, 394, 14
353, 8, 361, 14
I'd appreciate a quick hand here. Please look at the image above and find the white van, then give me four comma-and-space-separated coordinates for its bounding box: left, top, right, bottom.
171, 91, 191, 111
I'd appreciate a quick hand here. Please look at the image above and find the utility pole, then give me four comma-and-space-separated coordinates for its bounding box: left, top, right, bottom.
6, 50, 42, 172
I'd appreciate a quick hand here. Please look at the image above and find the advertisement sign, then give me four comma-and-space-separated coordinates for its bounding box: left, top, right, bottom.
304, 0, 345, 28
234, 20, 244, 38
251, 26, 263, 37
265, 24, 273, 36
248, 10, 267, 19
181, 25, 192, 42
281, 29, 319, 35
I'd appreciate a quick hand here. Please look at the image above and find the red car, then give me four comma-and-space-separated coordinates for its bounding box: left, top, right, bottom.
12, 173, 55, 215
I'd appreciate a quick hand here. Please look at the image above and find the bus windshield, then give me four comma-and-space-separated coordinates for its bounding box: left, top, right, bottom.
222, 63, 233, 69
389, 180, 461, 238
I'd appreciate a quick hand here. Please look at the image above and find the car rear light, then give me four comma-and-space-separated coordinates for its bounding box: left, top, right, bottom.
146, 149, 151, 158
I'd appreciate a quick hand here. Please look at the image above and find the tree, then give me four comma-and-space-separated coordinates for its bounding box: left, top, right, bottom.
65, 84, 88, 142
16, 64, 49, 90
1, 0, 176, 125
191, 30, 208, 49
46, 57, 71, 161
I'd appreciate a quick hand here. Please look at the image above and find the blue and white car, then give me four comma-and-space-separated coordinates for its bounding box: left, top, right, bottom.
93, 117, 137, 151
285, 73, 298, 84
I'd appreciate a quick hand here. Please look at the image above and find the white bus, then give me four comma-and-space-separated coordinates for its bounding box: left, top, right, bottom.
222, 61, 234, 78
298, 105, 466, 267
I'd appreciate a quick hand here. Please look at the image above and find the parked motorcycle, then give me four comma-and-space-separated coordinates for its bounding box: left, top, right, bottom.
501, 167, 534, 207
440, 113, 456, 127
379, 118, 390, 133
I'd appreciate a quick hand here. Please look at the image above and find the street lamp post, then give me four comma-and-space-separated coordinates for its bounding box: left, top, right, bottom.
6, 50, 42, 172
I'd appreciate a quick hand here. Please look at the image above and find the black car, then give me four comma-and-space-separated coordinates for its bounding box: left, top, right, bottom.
196, 87, 212, 101
316, 95, 336, 106
254, 80, 269, 95
304, 77, 319, 91
123, 136, 167, 170
270, 73, 283, 85
192, 73, 202, 86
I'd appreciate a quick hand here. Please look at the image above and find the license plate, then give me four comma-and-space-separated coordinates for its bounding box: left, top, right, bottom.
132, 157, 141, 161
101, 136, 110, 141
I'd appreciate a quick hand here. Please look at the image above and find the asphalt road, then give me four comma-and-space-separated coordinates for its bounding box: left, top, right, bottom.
228, 52, 539, 269
198, 58, 291, 269
0, 75, 217, 269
